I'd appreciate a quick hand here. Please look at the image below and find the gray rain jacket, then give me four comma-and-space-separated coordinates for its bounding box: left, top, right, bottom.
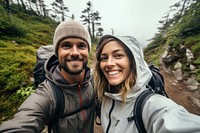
99, 35, 200, 133
0, 54, 95, 133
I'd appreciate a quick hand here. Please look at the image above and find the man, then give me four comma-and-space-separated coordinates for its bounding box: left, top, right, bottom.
0, 20, 95, 132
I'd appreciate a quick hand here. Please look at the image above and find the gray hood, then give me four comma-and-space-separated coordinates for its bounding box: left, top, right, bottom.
98, 35, 152, 102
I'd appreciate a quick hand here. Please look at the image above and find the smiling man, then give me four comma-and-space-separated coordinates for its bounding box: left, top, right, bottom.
0, 20, 96, 133
58, 37, 89, 83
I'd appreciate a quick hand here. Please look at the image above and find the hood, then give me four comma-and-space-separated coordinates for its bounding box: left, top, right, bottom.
44, 54, 92, 88
98, 35, 152, 102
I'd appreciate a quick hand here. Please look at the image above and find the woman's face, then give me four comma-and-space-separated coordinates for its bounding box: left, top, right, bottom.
100, 40, 131, 86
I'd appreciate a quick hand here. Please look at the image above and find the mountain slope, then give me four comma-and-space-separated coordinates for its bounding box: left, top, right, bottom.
144, 0, 200, 111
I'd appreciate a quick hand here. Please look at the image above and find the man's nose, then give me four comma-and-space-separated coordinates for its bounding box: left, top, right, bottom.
71, 45, 79, 55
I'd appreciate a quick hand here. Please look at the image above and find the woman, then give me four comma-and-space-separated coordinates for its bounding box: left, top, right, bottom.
94, 35, 200, 133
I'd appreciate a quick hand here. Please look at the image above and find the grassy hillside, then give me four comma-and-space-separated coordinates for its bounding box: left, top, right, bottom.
0, 4, 57, 123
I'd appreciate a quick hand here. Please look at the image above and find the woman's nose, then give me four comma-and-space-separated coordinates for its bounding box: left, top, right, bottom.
106, 57, 115, 67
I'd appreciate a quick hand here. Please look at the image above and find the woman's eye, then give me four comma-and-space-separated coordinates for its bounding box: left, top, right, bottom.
115, 54, 123, 58
100, 56, 107, 61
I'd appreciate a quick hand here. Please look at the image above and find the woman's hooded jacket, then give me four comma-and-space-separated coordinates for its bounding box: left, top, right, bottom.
98, 35, 200, 133
0, 54, 95, 133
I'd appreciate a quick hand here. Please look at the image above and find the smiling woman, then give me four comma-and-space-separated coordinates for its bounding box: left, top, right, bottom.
99, 40, 131, 87
94, 35, 200, 133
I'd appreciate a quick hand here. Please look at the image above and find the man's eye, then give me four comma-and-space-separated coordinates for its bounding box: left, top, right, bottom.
78, 44, 86, 49
61, 43, 71, 49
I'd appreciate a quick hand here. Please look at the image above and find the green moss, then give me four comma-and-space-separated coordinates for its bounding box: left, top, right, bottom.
193, 56, 200, 65
191, 42, 200, 57
0, 45, 36, 92
144, 45, 164, 66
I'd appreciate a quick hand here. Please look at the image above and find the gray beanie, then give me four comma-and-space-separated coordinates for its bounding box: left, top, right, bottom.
53, 20, 91, 56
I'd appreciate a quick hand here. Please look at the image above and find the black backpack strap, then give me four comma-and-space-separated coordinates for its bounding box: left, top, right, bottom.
134, 90, 155, 133
127, 90, 155, 133
48, 81, 65, 133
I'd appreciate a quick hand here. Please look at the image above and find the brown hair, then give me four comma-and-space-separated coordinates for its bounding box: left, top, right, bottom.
94, 37, 137, 104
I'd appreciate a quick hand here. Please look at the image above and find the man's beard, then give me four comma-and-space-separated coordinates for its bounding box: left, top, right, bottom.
60, 58, 88, 75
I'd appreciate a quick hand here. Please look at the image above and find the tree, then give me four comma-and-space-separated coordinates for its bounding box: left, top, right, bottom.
157, 0, 194, 33
96, 27, 103, 37
91, 11, 101, 40
19, 0, 26, 10
1, 0, 11, 13
80, 1, 102, 41
51, 0, 69, 22
38, 0, 47, 16
30, 0, 40, 15
80, 1, 92, 37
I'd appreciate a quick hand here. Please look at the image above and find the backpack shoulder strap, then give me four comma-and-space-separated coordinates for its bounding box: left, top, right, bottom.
47, 81, 65, 133
134, 90, 155, 133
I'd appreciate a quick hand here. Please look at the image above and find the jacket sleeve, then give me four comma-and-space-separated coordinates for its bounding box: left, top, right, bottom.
0, 83, 54, 133
143, 94, 200, 133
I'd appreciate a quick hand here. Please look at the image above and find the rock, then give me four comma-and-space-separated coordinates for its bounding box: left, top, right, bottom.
173, 62, 183, 81
186, 49, 194, 63
184, 74, 199, 91
190, 64, 196, 71
192, 97, 200, 108
173, 69, 183, 81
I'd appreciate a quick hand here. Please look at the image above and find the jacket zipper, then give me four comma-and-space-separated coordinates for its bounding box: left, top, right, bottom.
106, 99, 115, 133
78, 84, 86, 133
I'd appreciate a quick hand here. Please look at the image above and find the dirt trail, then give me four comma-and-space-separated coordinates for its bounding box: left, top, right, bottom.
160, 69, 200, 115
92, 60, 200, 133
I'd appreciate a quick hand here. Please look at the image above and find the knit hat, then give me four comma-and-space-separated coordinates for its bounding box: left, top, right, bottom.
53, 20, 91, 56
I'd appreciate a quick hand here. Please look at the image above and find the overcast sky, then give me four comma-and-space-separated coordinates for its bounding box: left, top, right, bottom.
46, 0, 179, 46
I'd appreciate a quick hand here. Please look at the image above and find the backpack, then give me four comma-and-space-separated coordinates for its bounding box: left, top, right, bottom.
95, 63, 169, 133
128, 63, 168, 133
33, 45, 95, 133
33, 45, 54, 88
146, 63, 168, 97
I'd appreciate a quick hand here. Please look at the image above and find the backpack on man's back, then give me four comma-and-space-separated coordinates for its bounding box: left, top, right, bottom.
33, 45, 54, 88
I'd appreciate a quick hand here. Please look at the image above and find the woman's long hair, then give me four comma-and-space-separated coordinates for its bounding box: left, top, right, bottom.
94, 37, 137, 104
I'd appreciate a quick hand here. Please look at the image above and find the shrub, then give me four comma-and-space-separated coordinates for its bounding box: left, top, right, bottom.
0, 14, 28, 37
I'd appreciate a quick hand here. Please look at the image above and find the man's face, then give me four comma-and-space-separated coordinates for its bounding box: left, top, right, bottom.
58, 38, 89, 75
